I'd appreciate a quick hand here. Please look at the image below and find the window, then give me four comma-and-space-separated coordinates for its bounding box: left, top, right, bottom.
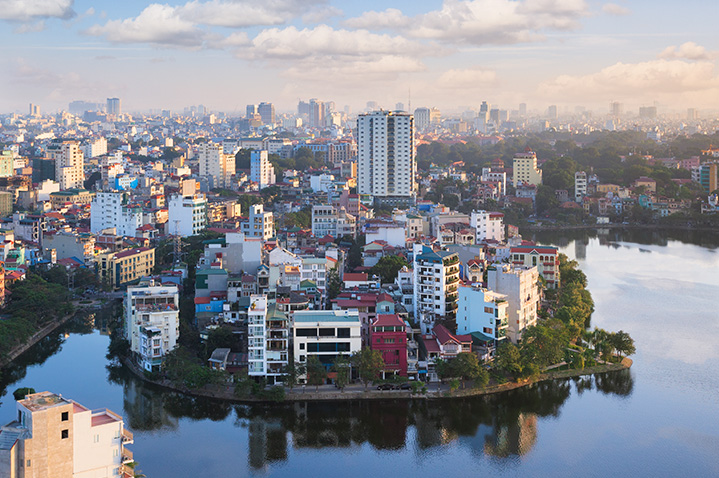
319, 328, 335, 337
61, 429, 69, 439
337, 328, 350, 338
61, 411, 68, 421
26, 460, 31, 467
299, 343, 305, 350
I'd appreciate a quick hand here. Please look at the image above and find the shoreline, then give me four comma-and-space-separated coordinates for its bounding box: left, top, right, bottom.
525, 223, 719, 232
0, 312, 76, 368
121, 356, 633, 403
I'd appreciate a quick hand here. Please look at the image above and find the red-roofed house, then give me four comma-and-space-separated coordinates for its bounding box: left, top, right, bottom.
371, 314, 408, 378
509, 245, 560, 288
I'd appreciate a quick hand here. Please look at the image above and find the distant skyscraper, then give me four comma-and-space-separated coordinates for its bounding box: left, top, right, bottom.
395, 102, 405, 111
519, 103, 527, 117
29, 103, 40, 116
479, 101, 490, 114
610, 101, 623, 117
106, 97, 121, 115
357, 110, 416, 206
48, 140, 84, 190
250, 150, 276, 189
687, 108, 698, 120
414, 107, 430, 130
639, 106, 657, 119
246, 104, 259, 117
198, 142, 235, 189
547, 105, 558, 119
366, 101, 379, 110
258, 102, 275, 124
309, 98, 324, 128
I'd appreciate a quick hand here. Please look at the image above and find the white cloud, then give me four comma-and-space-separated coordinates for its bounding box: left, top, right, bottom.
240, 25, 434, 60
0, 0, 75, 22
85, 4, 205, 47
176, 0, 326, 28
283, 55, 425, 82
602, 3, 631, 16
538, 59, 719, 107
659, 42, 712, 61
301, 5, 343, 24
437, 67, 497, 89
344, 0, 589, 45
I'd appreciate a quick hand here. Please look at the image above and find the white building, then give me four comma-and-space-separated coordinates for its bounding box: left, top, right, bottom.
90, 191, 143, 237
486, 264, 540, 343
250, 150, 276, 189
1, 391, 133, 478
241, 203, 274, 240
168, 192, 207, 237
310, 173, 336, 193
456, 284, 509, 346
292, 310, 361, 376
48, 140, 84, 190
470, 210, 505, 243
512, 150, 542, 187
357, 110, 416, 206
312, 204, 356, 238
82, 137, 108, 158
125, 280, 180, 372
412, 243, 460, 334
575, 171, 587, 203
198, 142, 235, 189
365, 221, 406, 248
247, 295, 289, 384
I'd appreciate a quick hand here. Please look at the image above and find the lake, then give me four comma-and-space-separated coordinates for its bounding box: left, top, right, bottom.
1, 229, 718, 477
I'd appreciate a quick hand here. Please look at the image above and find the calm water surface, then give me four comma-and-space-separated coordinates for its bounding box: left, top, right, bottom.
1, 229, 718, 477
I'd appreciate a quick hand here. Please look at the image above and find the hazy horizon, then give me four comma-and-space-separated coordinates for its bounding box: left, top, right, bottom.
2, 0, 717, 116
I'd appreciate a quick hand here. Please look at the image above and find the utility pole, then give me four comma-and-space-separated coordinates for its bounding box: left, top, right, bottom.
172, 220, 183, 265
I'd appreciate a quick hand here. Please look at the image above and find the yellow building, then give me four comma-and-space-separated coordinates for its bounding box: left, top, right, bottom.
512, 151, 542, 187
49, 189, 94, 209
96, 247, 155, 289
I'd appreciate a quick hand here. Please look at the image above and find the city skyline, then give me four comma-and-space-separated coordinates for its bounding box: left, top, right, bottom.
1, 0, 717, 115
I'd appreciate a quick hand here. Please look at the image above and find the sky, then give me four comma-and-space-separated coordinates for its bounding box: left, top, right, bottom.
1, 0, 718, 116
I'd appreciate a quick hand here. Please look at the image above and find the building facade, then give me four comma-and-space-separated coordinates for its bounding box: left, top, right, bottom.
470, 210, 505, 242
250, 150, 276, 190
370, 314, 408, 377
97, 247, 155, 289
412, 244, 460, 333
486, 264, 540, 343
357, 110, 416, 206
241, 204, 274, 240
198, 142, 235, 189
512, 150, 542, 187
167, 193, 207, 237
90, 192, 143, 237
292, 310, 361, 376
48, 140, 84, 190
247, 295, 289, 384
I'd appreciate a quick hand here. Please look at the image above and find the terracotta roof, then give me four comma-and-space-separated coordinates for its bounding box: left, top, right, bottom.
372, 314, 404, 327
343, 272, 368, 282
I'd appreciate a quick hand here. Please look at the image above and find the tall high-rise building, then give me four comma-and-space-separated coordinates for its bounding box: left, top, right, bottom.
106, 97, 121, 115
258, 102, 275, 125
48, 140, 84, 190
250, 150, 276, 190
357, 110, 416, 207
413, 107, 430, 130
29, 103, 40, 116
519, 103, 527, 116
574, 171, 587, 202
198, 142, 235, 189
610, 101, 623, 117
512, 150, 543, 187
308, 98, 324, 128
246, 104, 258, 117
547, 105, 558, 119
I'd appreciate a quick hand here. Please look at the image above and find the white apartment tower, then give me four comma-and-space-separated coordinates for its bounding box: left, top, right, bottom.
575, 171, 587, 203
248, 294, 289, 384
167, 182, 207, 237
48, 140, 84, 190
470, 210, 505, 242
198, 142, 235, 189
412, 243, 461, 334
512, 150, 542, 187
242, 204, 274, 240
90, 191, 143, 237
486, 264, 540, 343
357, 110, 416, 206
126, 280, 180, 372
250, 150, 276, 189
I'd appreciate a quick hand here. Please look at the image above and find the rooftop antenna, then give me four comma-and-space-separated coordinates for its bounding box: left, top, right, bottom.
408, 87, 411, 113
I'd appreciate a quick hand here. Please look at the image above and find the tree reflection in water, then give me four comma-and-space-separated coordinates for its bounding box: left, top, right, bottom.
103, 367, 632, 471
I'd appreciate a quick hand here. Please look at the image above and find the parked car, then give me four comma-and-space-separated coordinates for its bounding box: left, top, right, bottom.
376, 383, 395, 390
399, 383, 411, 390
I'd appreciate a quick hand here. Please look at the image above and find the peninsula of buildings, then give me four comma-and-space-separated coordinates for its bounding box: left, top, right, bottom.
0, 98, 694, 388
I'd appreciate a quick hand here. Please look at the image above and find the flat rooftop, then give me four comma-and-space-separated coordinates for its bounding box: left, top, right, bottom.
19, 392, 71, 412
293, 310, 360, 323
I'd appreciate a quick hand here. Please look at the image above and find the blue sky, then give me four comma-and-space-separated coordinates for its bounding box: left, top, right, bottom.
1, 0, 717, 115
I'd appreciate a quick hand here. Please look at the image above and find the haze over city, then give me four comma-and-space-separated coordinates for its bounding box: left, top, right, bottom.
1, 0, 718, 115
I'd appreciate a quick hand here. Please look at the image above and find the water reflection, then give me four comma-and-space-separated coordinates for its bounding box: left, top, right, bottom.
531, 228, 719, 251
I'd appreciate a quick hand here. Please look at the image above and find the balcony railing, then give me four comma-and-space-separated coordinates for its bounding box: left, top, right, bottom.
122, 448, 134, 464
121, 428, 134, 444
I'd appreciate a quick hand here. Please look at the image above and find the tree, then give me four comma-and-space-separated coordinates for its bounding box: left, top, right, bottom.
369, 255, 409, 284
332, 354, 351, 392
352, 348, 385, 390
326, 267, 342, 301
13, 387, 35, 400
451, 352, 481, 389
473, 368, 490, 389
305, 356, 327, 391
496, 342, 523, 378
281, 361, 305, 391
204, 327, 235, 359
608, 330, 636, 360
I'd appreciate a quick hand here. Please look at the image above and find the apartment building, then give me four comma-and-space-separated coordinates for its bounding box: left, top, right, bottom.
96, 247, 155, 289
125, 280, 179, 372
167, 193, 207, 237
48, 140, 84, 190
311, 204, 356, 238
357, 110, 416, 207
486, 264, 540, 343
0, 391, 134, 478
292, 310, 361, 376
470, 210, 505, 242
250, 150, 276, 190
241, 204, 274, 240
198, 142, 235, 189
512, 150, 542, 187
574, 171, 587, 203
456, 285, 509, 357
370, 314, 408, 377
90, 192, 143, 237
247, 295, 289, 384
510, 245, 561, 289
412, 244, 460, 333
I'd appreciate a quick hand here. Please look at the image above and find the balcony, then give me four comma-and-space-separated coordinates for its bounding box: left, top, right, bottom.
121, 428, 134, 444
122, 448, 134, 464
